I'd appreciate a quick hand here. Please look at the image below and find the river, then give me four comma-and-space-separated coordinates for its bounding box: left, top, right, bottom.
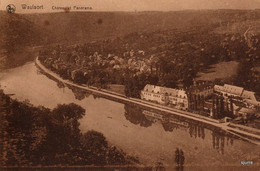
0, 62, 259, 169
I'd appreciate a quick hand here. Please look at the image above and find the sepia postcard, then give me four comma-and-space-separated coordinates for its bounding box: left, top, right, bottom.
0, 0, 260, 170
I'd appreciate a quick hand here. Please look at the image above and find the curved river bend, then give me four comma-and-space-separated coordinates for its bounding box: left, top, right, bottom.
0, 62, 259, 169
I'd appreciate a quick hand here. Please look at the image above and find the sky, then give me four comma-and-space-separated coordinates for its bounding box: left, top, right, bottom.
0, 0, 260, 13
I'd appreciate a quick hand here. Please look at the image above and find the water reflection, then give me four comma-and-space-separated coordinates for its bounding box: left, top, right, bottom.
123, 103, 236, 156
161, 115, 189, 132
175, 148, 185, 170
71, 89, 88, 101
62, 85, 93, 101
188, 123, 205, 139
124, 104, 153, 127
162, 121, 179, 132
212, 132, 234, 155
56, 81, 65, 89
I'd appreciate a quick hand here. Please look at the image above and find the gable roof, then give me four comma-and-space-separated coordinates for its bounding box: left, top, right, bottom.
241, 90, 256, 101
223, 84, 244, 96
214, 85, 224, 92
143, 84, 187, 97
143, 84, 163, 94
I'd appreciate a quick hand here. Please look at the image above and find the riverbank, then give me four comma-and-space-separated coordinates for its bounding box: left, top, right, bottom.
35, 57, 260, 145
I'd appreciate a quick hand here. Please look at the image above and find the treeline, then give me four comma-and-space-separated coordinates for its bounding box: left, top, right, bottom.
0, 91, 139, 166
0, 13, 42, 68
233, 58, 260, 95
211, 95, 234, 119
188, 94, 207, 113
122, 31, 260, 96
188, 93, 234, 119
40, 27, 260, 98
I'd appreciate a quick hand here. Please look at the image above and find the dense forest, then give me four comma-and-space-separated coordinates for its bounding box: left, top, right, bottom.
0, 90, 139, 166
0, 13, 43, 68
39, 21, 260, 97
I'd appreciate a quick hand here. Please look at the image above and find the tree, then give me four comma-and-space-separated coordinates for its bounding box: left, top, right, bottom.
175, 148, 180, 165
148, 75, 159, 85
225, 102, 230, 115
52, 103, 85, 121
179, 149, 185, 166
201, 95, 205, 112
187, 93, 193, 110
230, 98, 234, 118
198, 95, 201, 112
124, 73, 148, 98
175, 148, 185, 168
0, 96, 138, 166
2, 13, 41, 67
42, 103, 85, 165
194, 94, 198, 111
212, 98, 216, 118
107, 146, 127, 165
81, 131, 108, 165
220, 96, 224, 118
216, 96, 220, 118
74, 71, 86, 85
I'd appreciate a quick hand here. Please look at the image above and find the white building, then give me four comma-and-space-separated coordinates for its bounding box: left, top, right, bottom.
141, 84, 188, 110
141, 84, 166, 104
214, 84, 244, 97
214, 84, 260, 108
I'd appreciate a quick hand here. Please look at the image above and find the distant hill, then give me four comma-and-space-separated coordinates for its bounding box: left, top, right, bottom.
0, 12, 43, 68
9, 10, 260, 44
1, 10, 260, 45
0, 10, 260, 68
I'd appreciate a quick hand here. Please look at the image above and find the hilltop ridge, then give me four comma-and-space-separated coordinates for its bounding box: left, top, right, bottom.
0, 10, 259, 70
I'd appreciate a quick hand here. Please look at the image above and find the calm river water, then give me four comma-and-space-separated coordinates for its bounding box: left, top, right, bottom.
0, 62, 259, 169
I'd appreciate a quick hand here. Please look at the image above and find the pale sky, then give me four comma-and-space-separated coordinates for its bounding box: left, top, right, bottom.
0, 0, 260, 13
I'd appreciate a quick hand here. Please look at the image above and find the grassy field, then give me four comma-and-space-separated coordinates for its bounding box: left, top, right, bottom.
106, 84, 125, 96
196, 61, 239, 81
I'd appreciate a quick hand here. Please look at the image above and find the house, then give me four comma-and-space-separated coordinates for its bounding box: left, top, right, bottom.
244, 99, 260, 108
214, 84, 260, 108
141, 84, 167, 104
164, 87, 188, 109
241, 90, 256, 101
214, 84, 244, 97
140, 84, 188, 110
241, 91, 260, 107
